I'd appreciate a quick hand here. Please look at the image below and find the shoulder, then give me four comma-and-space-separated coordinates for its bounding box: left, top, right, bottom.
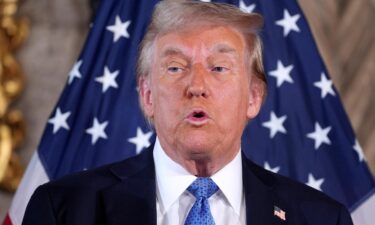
242, 155, 353, 224
23, 149, 155, 225
35, 148, 154, 198
243, 154, 338, 203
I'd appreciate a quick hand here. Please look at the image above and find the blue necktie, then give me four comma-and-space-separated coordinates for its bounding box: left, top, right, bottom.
184, 177, 219, 225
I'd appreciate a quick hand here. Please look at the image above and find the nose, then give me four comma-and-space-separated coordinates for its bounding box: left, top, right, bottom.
186, 64, 209, 98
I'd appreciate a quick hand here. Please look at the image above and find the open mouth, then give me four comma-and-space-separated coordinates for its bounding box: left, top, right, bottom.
186, 109, 209, 124
193, 111, 206, 119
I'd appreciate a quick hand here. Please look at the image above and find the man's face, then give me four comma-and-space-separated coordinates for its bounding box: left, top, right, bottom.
140, 25, 262, 169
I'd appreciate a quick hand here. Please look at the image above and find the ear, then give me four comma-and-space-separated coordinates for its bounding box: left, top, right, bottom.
247, 77, 265, 119
139, 76, 154, 118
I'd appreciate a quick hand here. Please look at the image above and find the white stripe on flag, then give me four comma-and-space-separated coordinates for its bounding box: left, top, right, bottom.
8, 152, 49, 225
351, 191, 375, 225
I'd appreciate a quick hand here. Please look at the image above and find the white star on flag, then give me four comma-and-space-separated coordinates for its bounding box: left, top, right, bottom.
353, 139, 365, 162
48, 107, 71, 134
262, 111, 287, 138
85, 118, 109, 145
264, 162, 280, 173
106, 15, 131, 42
128, 127, 153, 154
68, 60, 82, 84
306, 173, 324, 191
314, 73, 336, 98
95, 66, 119, 93
306, 122, 332, 150
239, 0, 256, 13
199, 0, 211, 2
269, 60, 294, 87
275, 9, 301, 37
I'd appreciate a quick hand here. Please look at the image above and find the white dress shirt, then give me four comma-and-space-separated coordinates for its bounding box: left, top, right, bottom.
153, 138, 246, 225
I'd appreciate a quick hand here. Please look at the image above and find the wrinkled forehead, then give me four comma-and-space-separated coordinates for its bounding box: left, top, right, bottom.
153, 25, 247, 60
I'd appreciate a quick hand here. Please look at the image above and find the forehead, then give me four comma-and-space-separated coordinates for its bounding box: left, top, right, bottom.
154, 25, 246, 57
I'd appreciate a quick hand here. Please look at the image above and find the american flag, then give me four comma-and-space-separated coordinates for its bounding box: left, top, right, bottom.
274, 206, 286, 221
3, 0, 375, 225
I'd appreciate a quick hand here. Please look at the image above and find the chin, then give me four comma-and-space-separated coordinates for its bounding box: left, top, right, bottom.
178, 137, 216, 159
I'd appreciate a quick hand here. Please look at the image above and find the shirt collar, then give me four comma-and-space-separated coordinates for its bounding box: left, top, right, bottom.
153, 137, 243, 216
153, 138, 196, 213
211, 149, 243, 216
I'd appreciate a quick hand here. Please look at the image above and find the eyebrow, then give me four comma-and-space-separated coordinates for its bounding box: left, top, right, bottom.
211, 44, 237, 54
160, 47, 186, 58
159, 44, 238, 59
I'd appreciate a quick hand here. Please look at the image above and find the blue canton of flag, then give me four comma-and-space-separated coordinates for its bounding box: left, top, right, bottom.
35, 0, 375, 223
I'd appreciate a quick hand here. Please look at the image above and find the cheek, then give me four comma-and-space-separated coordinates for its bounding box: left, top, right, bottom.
152, 83, 183, 118
215, 85, 249, 123
215, 86, 246, 118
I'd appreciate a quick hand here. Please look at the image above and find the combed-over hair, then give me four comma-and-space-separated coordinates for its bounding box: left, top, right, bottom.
137, 0, 266, 85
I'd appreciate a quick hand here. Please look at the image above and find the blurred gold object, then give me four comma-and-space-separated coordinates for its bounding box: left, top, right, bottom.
0, 0, 28, 192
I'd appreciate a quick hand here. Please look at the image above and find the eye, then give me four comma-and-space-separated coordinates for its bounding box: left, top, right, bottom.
167, 66, 184, 73
211, 66, 228, 73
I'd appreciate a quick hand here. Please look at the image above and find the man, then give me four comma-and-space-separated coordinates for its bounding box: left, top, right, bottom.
22, 1, 353, 225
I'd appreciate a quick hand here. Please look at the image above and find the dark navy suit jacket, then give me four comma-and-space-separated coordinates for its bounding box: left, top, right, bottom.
22, 146, 353, 225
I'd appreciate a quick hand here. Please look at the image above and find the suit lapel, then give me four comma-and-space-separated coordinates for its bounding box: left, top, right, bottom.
101, 147, 157, 225
98, 147, 291, 225
242, 153, 287, 225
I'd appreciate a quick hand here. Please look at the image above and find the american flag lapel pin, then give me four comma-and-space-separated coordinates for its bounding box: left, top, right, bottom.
273, 206, 286, 221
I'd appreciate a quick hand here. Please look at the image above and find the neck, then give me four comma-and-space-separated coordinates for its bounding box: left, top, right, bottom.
185, 159, 217, 177
178, 150, 239, 177
155, 136, 241, 177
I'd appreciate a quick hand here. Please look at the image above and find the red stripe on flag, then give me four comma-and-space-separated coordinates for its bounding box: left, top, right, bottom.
2, 214, 13, 225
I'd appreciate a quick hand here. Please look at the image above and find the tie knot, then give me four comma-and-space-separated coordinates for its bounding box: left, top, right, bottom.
187, 177, 218, 199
